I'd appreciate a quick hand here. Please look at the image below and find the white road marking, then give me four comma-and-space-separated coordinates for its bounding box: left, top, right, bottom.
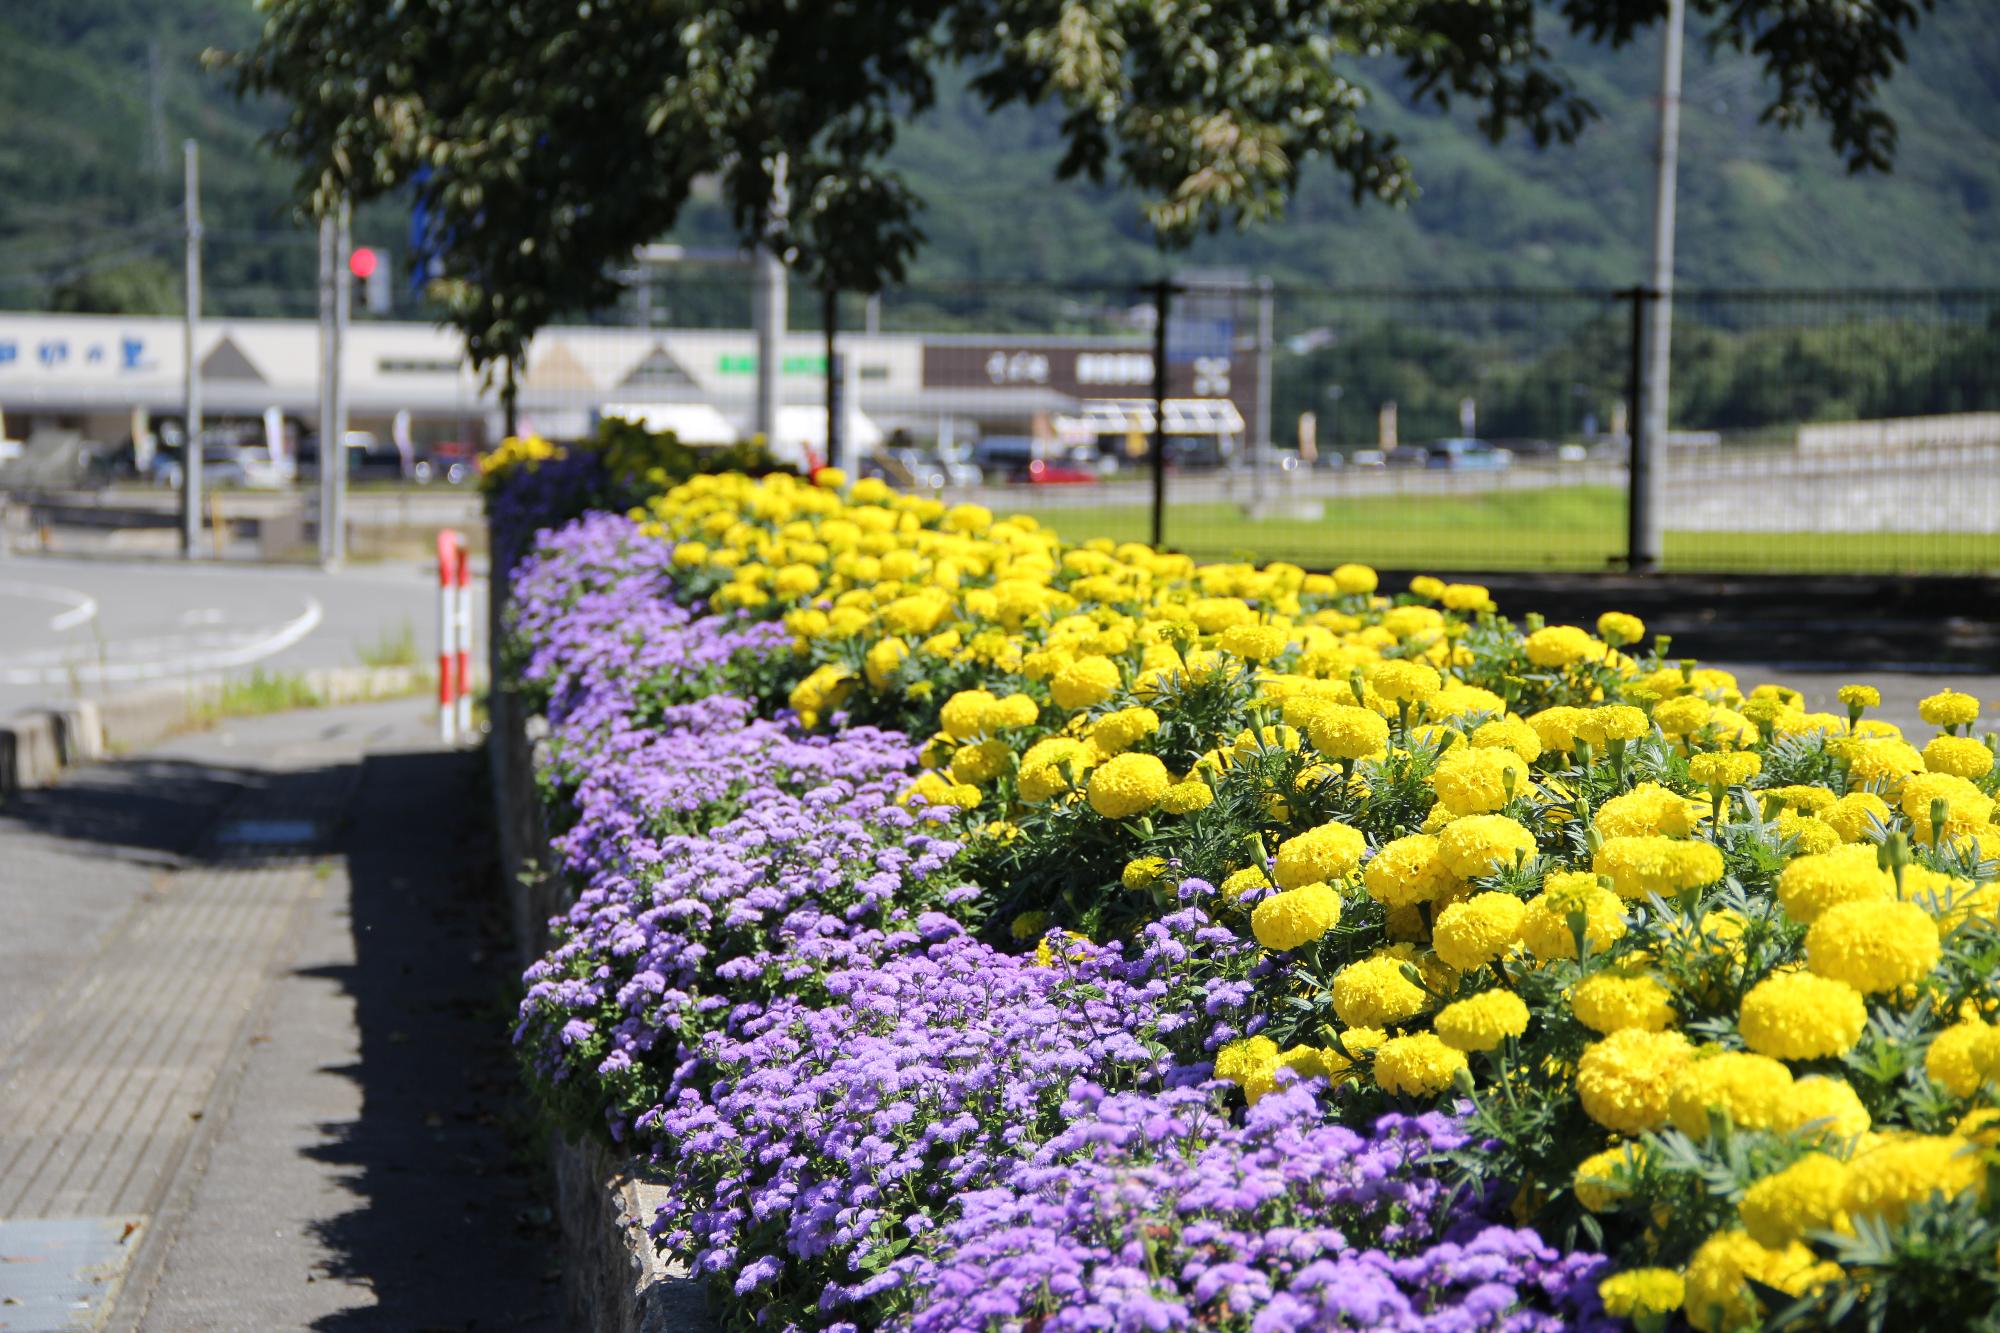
179, 608, 227, 626
0, 579, 99, 632
0, 597, 324, 685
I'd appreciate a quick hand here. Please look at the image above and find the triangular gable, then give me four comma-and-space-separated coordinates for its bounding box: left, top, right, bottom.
618, 343, 697, 389
521, 340, 598, 392
200, 335, 267, 382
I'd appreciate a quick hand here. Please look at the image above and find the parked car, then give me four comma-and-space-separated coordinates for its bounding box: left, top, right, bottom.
1017, 458, 1098, 485
415, 440, 479, 485
1424, 438, 1513, 470
149, 431, 288, 489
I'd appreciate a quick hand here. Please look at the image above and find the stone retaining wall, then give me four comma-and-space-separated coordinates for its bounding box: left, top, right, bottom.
487, 667, 711, 1333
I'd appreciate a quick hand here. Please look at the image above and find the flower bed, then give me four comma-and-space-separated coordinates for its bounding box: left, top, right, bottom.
495, 439, 1998, 1333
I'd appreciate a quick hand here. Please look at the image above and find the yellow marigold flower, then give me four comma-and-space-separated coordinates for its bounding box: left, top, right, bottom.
1220, 866, 1272, 902
1926, 1020, 1992, 1099
1371, 659, 1441, 703
1362, 834, 1449, 908
1668, 1052, 1795, 1139
772, 562, 822, 598
1331, 951, 1434, 1028
1121, 856, 1169, 892
1527, 705, 1589, 753
1844, 1134, 1988, 1225
1009, 909, 1054, 941
1593, 835, 1725, 900
1408, 574, 1446, 600
988, 692, 1041, 729
1430, 746, 1531, 817
1775, 843, 1894, 924
1600, 1268, 1682, 1322
1924, 733, 1995, 779
1213, 1034, 1279, 1086
1594, 782, 1706, 838
1087, 706, 1161, 757
1085, 752, 1171, 819
1842, 737, 1925, 795
1050, 654, 1122, 712
1017, 737, 1092, 802
1653, 694, 1715, 736
1306, 705, 1391, 761
1436, 814, 1537, 879
1433, 989, 1529, 1052
1332, 562, 1379, 594
864, 636, 911, 689
1250, 881, 1344, 952
1432, 892, 1528, 971
1440, 582, 1492, 613
1158, 780, 1214, 815
1768, 784, 1836, 815
1689, 751, 1762, 788
1470, 716, 1542, 762
1597, 612, 1646, 648
1274, 821, 1367, 889
1382, 605, 1444, 642
1523, 624, 1601, 668
1372, 1031, 1468, 1097
898, 771, 981, 812
1776, 811, 1840, 856
1782, 1075, 1872, 1142
1217, 621, 1291, 662
1837, 684, 1881, 710
1577, 1029, 1694, 1133
1739, 972, 1868, 1060
1684, 1230, 1839, 1333
1575, 1145, 1644, 1214
1805, 899, 1941, 993
1706, 707, 1758, 748
1571, 971, 1677, 1034
1919, 689, 1981, 730
948, 739, 1012, 786
1520, 874, 1628, 961
1575, 704, 1650, 746
1901, 770, 1996, 843
1821, 791, 1893, 843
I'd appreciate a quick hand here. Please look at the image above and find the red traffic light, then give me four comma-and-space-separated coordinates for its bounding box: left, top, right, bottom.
349, 246, 379, 279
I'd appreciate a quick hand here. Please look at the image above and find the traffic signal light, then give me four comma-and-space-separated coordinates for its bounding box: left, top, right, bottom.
349, 246, 392, 315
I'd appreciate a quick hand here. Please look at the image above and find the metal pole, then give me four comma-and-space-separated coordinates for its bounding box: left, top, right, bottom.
823, 285, 842, 472
1626, 286, 1650, 570
1633, 0, 1684, 572
317, 215, 337, 565
753, 154, 788, 447
180, 140, 203, 559
1252, 276, 1274, 513
1150, 279, 1171, 551
330, 199, 352, 566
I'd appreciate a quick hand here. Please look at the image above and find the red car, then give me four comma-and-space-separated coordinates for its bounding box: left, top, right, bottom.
1017, 458, 1099, 485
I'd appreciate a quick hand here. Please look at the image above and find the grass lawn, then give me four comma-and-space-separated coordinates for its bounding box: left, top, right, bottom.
1030, 487, 2000, 575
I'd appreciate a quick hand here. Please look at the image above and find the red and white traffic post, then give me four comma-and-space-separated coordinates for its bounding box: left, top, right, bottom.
437, 529, 475, 743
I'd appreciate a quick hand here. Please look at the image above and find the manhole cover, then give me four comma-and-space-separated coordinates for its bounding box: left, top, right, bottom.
215, 818, 320, 847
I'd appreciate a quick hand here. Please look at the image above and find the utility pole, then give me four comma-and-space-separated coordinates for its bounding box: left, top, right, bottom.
1251, 276, 1274, 514
823, 286, 843, 473
1631, 0, 1684, 573
753, 154, 789, 448
180, 140, 203, 559
318, 202, 351, 567
1150, 279, 1171, 551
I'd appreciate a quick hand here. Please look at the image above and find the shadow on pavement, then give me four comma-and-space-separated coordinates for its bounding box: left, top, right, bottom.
0, 756, 260, 868
298, 746, 559, 1332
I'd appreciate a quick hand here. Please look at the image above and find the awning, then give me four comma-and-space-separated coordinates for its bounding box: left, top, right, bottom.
600, 401, 739, 445
1058, 398, 1246, 437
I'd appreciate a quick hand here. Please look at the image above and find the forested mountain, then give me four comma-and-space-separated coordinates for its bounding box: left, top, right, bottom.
3, 0, 1995, 319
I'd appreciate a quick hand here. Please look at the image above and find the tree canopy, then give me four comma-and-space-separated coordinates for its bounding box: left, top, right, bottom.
223, 0, 1938, 380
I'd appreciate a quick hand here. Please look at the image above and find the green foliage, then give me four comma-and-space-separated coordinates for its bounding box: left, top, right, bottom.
216, 0, 1954, 381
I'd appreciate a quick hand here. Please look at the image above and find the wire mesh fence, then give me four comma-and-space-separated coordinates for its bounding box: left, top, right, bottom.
2, 252, 1994, 574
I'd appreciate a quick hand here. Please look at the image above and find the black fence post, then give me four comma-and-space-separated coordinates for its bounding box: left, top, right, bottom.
1624, 285, 1652, 572
823, 285, 843, 472
1151, 278, 1171, 551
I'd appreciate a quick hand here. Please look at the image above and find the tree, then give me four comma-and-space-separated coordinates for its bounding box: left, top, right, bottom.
222, 0, 1937, 393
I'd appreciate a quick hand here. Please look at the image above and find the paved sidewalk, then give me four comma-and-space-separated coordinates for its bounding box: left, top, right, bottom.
0, 700, 555, 1332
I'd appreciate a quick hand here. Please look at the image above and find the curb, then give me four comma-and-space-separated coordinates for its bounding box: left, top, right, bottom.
0, 665, 428, 798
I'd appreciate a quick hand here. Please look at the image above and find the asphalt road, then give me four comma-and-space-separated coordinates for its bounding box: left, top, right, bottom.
0, 556, 481, 715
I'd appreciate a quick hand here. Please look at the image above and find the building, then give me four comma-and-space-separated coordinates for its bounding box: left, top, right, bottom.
0, 310, 1260, 470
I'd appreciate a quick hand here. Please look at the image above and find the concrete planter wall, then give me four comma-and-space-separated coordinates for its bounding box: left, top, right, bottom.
488, 667, 711, 1333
